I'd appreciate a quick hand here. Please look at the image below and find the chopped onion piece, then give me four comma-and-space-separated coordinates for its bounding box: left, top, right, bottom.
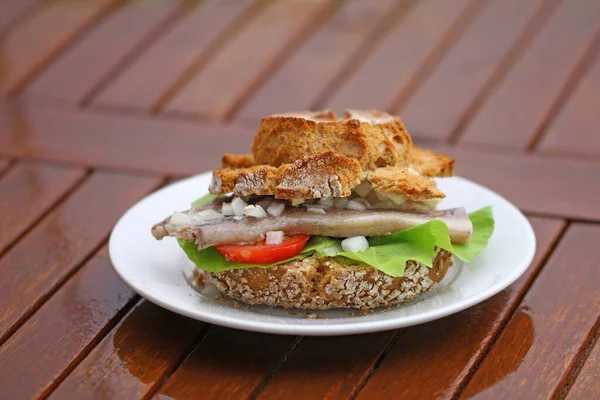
346, 200, 367, 211
317, 198, 334, 208
221, 202, 234, 216
341, 236, 369, 252
196, 209, 224, 222
291, 198, 305, 206
353, 182, 372, 197
306, 206, 326, 214
267, 202, 285, 217
266, 231, 284, 245
170, 211, 190, 225
231, 197, 248, 216
333, 197, 350, 209
244, 204, 267, 218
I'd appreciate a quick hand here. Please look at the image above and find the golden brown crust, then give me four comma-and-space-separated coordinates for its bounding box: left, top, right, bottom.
367, 167, 445, 201
222, 153, 255, 169
209, 110, 453, 200
207, 250, 452, 310
410, 147, 454, 177
252, 110, 413, 170
275, 152, 363, 199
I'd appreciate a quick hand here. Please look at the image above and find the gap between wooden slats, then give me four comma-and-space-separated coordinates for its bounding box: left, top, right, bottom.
23, 0, 194, 106
2, 0, 125, 96
535, 29, 600, 157
0, 160, 88, 256
456, 224, 600, 399
91, 0, 265, 113
162, 0, 338, 121
0, 171, 161, 348
235, 0, 412, 123
398, 0, 561, 142
457, 0, 600, 150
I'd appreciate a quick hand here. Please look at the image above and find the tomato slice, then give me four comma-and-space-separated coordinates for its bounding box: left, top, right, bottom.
215, 234, 310, 264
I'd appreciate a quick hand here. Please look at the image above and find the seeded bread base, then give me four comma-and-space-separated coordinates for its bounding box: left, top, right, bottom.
207, 250, 452, 310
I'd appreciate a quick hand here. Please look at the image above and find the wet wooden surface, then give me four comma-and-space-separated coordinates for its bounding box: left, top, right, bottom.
0, 0, 599, 399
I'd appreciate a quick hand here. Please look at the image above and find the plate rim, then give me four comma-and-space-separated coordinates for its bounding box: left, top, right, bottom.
109, 173, 536, 336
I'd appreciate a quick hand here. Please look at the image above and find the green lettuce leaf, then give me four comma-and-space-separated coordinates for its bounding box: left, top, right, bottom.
178, 236, 337, 273
191, 193, 218, 207
323, 206, 494, 276
178, 207, 494, 277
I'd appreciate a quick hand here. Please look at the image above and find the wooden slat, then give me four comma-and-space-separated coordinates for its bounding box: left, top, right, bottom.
399, 0, 548, 140
235, 0, 400, 122
93, 0, 259, 111
538, 51, 600, 157
0, 0, 39, 33
445, 146, 600, 221
0, 103, 254, 176
157, 326, 296, 400
256, 331, 397, 400
164, 0, 334, 120
0, 158, 10, 174
355, 217, 564, 399
0, 171, 159, 343
0, 0, 119, 95
459, 0, 600, 149
324, 0, 475, 111
25, 0, 185, 104
49, 301, 205, 399
0, 161, 85, 254
566, 335, 600, 399
460, 224, 600, 398
0, 249, 136, 399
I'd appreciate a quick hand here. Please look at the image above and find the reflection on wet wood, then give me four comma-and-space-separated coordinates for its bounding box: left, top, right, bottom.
0, 171, 159, 342
0, 249, 135, 399
461, 224, 600, 398
0, 161, 86, 253
49, 301, 205, 399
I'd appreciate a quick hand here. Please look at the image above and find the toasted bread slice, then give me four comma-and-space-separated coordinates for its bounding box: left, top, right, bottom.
252, 109, 413, 171
209, 110, 453, 200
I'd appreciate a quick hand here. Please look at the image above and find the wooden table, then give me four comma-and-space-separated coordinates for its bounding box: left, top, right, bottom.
1, 0, 599, 398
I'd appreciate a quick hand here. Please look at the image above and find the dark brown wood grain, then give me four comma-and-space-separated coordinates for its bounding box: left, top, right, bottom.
0, 161, 86, 253
355, 217, 564, 400
324, 0, 475, 111
49, 300, 205, 400
0, 158, 10, 174
0, 102, 254, 176
257, 331, 397, 400
538, 52, 600, 157
460, 224, 600, 399
445, 146, 600, 221
0, 0, 40, 34
1, 0, 119, 95
566, 334, 600, 399
399, 0, 549, 140
0, 248, 136, 399
0, 170, 159, 343
164, 0, 334, 120
93, 0, 256, 111
25, 0, 185, 104
459, 0, 600, 149
157, 326, 296, 400
235, 0, 400, 122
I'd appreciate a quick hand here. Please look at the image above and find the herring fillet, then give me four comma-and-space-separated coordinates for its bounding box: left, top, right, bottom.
152, 207, 473, 248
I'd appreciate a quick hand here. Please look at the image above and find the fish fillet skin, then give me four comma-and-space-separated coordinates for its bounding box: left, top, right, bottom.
152, 207, 473, 248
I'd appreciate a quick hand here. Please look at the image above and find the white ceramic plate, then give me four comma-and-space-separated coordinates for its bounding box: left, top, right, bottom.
109, 173, 535, 336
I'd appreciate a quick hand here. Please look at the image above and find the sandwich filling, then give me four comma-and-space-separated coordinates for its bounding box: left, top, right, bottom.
152, 192, 494, 278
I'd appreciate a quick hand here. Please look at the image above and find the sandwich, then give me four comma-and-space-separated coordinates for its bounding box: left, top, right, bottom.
152, 110, 494, 310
